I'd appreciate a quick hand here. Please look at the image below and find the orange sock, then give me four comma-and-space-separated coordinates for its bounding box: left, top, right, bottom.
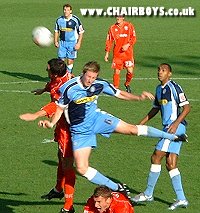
63, 168, 76, 210
55, 160, 65, 192
113, 73, 120, 88
125, 72, 134, 86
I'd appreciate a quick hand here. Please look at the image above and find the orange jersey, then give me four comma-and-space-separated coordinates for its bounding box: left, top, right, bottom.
84, 192, 134, 213
105, 21, 136, 59
41, 71, 73, 157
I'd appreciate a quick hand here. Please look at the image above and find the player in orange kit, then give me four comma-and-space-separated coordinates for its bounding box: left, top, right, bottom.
84, 185, 134, 213
19, 58, 75, 213
104, 15, 136, 93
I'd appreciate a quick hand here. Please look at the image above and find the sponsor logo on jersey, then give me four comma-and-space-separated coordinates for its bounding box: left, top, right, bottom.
119, 33, 128, 37
159, 99, 168, 105
74, 95, 97, 104
61, 28, 73, 32
124, 26, 128, 30
89, 86, 95, 93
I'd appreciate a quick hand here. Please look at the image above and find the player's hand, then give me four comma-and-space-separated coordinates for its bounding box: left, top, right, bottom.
38, 120, 53, 128
167, 122, 179, 134
54, 41, 59, 48
121, 43, 130, 51
31, 89, 44, 95
104, 52, 109, 62
140, 91, 155, 100
19, 113, 38, 121
75, 43, 81, 50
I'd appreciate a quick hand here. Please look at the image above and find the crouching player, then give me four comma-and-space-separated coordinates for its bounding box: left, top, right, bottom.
84, 185, 134, 213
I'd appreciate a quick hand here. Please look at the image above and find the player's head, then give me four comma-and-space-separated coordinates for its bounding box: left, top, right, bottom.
92, 186, 112, 212
116, 14, 125, 24
63, 4, 72, 18
47, 58, 66, 78
158, 63, 172, 84
81, 61, 100, 87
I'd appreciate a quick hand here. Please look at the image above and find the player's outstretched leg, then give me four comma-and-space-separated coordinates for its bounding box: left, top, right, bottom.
83, 167, 130, 199
136, 125, 188, 142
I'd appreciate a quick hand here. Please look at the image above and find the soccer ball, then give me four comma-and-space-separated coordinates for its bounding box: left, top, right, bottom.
32, 26, 53, 47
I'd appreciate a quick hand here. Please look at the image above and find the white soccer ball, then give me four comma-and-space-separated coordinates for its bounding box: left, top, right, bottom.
32, 26, 53, 47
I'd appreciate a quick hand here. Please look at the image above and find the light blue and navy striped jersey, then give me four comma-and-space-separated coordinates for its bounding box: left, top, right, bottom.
58, 76, 119, 126
55, 14, 84, 43
153, 80, 189, 126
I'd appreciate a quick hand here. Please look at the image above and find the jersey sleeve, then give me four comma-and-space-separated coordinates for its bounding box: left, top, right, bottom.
54, 17, 60, 32
101, 79, 118, 96
174, 84, 189, 107
128, 23, 136, 46
105, 27, 114, 52
41, 102, 57, 118
57, 84, 70, 108
111, 193, 134, 213
153, 86, 161, 109
76, 16, 85, 34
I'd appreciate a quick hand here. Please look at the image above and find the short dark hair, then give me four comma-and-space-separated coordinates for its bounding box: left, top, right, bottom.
63, 4, 72, 10
93, 186, 112, 199
47, 58, 66, 77
160, 63, 172, 72
82, 61, 100, 74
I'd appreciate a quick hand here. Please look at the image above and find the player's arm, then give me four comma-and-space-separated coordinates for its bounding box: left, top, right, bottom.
167, 103, 191, 134
19, 102, 57, 121
75, 32, 83, 50
31, 88, 46, 95
104, 28, 113, 62
54, 31, 59, 48
32, 81, 52, 95
38, 105, 64, 128
19, 110, 47, 121
116, 90, 155, 101
139, 107, 160, 125
128, 23, 136, 46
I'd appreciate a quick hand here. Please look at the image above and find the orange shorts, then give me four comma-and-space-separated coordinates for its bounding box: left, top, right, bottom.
54, 115, 73, 158
112, 55, 134, 70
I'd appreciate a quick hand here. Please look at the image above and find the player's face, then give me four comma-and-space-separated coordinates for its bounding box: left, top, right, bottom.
63, 6, 72, 18
116, 16, 124, 25
157, 65, 172, 85
46, 64, 57, 80
81, 70, 98, 87
93, 196, 111, 212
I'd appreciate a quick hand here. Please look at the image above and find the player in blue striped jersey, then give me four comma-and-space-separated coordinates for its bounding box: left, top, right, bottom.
39, 61, 187, 197
131, 63, 190, 210
54, 4, 84, 73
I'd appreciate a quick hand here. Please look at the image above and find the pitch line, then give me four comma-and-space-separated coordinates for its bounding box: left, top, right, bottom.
0, 80, 40, 85
0, 89, 199, 102
0, 90, 31, 93
0, 77, 199, 85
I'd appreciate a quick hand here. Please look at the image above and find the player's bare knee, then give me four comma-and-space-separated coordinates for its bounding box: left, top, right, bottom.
76, 166, 88, 175
166, 163, 176, 171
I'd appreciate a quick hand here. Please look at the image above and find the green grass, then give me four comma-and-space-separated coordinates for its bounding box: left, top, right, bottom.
0, 0, 200, 212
